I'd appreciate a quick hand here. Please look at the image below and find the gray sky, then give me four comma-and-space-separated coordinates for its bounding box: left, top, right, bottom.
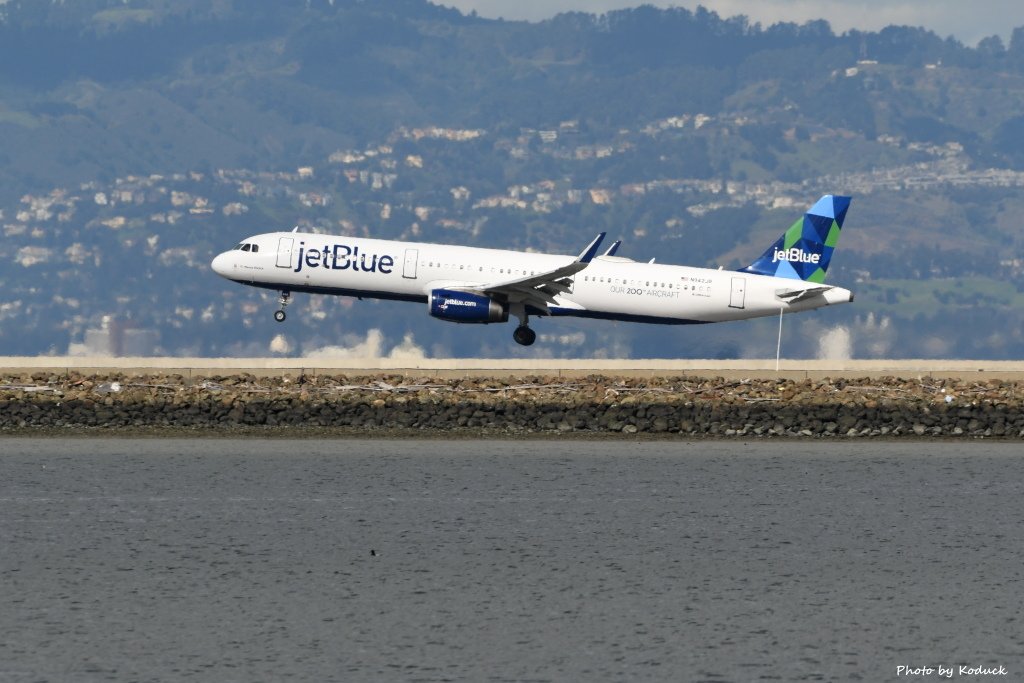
441, 1, 1024, 47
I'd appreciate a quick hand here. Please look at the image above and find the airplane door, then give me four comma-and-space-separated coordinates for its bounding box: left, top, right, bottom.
276, 237, 294, 269
729, 276, 746, 309
403, 248, 419, 279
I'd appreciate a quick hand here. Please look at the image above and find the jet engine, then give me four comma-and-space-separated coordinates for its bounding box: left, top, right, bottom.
428, 289, 508, 323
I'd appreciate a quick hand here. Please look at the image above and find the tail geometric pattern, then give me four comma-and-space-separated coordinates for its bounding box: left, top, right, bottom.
740, 195, 852, 283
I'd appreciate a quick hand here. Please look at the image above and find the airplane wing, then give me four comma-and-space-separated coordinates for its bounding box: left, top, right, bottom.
467, 233, 605, 314
776, 285, 833, 304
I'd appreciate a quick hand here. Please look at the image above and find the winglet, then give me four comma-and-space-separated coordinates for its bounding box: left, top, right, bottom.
603, 239, 622, 257
578, 232, 606, 263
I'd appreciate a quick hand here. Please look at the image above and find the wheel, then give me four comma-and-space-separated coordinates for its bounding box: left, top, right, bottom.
513, 325, 536, 346
274, 309, 286, 322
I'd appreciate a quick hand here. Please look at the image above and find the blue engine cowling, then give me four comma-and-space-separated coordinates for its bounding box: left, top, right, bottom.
429, 289, 508, 323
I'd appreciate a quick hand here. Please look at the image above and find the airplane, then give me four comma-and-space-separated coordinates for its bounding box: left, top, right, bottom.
210, 194, 853, 347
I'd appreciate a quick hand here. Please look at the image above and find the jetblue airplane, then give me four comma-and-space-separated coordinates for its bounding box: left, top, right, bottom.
211, 195, 853, 346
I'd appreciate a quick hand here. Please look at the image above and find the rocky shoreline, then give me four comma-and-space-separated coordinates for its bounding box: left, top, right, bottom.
1, 371, 1023, 438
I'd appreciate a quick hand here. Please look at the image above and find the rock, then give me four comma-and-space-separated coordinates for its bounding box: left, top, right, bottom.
0, 372, 1020, 438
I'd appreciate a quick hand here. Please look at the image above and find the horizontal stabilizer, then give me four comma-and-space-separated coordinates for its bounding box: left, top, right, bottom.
776, 285, 833, 303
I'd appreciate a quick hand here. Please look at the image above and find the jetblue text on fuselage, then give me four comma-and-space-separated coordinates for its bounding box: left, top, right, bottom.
772, 247, 821, 265
294, 242, 395, 274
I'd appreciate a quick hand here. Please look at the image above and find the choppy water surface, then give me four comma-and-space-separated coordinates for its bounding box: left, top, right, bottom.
1, 439, 1022, 682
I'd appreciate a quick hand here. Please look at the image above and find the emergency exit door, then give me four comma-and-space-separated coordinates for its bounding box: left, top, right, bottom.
403, 248, 419, 279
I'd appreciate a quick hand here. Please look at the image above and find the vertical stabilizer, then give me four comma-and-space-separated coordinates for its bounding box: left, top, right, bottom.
740, 195, 851, 282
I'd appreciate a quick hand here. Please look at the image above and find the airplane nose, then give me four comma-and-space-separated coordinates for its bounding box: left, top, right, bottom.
211, 252, 232, 278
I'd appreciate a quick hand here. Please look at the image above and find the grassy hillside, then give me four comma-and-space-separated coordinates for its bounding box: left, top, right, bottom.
3, 0, 1024, 358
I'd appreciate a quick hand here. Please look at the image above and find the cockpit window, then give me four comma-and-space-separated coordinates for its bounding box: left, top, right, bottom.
251, 244, 259, 253
235, 243, 244, 250
241, 244, 252, 252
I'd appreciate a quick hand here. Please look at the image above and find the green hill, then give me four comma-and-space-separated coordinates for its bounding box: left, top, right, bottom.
3, 0, 1024, 358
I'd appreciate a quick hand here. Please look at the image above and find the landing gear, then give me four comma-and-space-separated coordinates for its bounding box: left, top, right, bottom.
513, 325, 536, 346
274, 290, 290, 322
510, 302, 537, 346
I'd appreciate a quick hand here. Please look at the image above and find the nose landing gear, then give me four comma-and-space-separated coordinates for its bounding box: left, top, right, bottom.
274, 291, 290, 322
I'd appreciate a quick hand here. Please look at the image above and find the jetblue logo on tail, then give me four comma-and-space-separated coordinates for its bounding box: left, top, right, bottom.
772, 247, 820, 265
739, 195, 851, 283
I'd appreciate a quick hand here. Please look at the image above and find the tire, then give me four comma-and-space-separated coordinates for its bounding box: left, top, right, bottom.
513, 326, 536, 346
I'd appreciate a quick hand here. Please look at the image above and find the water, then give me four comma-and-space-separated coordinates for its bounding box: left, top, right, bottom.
1, 439, 1022, 682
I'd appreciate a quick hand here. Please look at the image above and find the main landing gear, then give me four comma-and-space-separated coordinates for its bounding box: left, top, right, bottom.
510, 303, 536, 346
513, 325, 536, 346
274, 291, 290, 322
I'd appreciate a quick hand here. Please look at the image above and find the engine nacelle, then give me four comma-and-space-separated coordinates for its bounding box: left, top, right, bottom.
429, 289, 508, 323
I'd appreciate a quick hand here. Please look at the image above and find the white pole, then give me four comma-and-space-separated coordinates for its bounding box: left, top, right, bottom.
776, 307, 784, 372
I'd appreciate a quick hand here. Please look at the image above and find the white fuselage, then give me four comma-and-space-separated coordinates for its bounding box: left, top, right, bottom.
211, 231, 853, 325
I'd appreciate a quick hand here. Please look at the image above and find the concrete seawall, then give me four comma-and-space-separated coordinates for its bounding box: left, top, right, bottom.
2, 358, 1023, 437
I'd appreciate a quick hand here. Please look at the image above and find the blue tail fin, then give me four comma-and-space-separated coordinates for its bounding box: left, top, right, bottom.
740, 195, 851, 283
